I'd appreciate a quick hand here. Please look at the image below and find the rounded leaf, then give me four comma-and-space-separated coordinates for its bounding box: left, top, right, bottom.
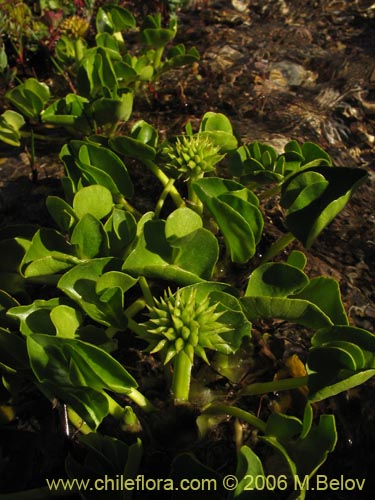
73, 185, 113, 220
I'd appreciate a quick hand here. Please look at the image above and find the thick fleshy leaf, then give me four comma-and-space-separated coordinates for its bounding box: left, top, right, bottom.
58, 258, 135, 327
41, 94, 91, 134
198, 112, 238, 151
246, 262, 309, 297
6, 78, 50, 120
110, 120, 158, 161
104, 208, 136, 256
8, 297, 63, 336
50, 305, 83, 338
46, 196, 78, 233
234, 446, 277, 499
241, 296, 333, 329
71, 214, 109, 259
123, 209, 219, 284
96, 5, 136, 34
41, 381, 109, 430
281, 166, 368, 247
67, 434, 142, 492
76, 142, 134, 197
0, 110, 25, 146
193, 177, 263, 263
307, 325, 375, 401
21, 228, 79, 278
90, 90, 133, 127
73, 185, 113, 220
291, 277, 348, 325
27, 334, 138, 393
261, 413, 337, 480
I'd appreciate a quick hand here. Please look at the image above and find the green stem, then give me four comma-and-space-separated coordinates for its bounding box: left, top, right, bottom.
20, 131, 66, 143
187, 178, 203, 215
67, 407, 93, 435
127, 388, 156, 413
74, 39, 84, 68
154, 177, 177, 217
114, 194, 142, 220
172, 350, 193, 403
143, 159, 185, 208
203, 403, 267, 433
126, 317, 147, 337
260, 231, 296, 264
239, 376, 309, 397
125, 297, 147, 319
139, 276, 155, 307
153, 47, 164, 72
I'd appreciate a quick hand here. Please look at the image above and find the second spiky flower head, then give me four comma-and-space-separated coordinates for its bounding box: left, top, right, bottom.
163, 134, 224, 180
141, 286, 231, 365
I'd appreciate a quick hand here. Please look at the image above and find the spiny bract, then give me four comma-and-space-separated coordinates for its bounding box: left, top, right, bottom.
141, 287, 232, 365
163, 135, 223, 179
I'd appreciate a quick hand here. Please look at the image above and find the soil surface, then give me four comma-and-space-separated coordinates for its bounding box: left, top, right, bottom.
1, 0, 375, 498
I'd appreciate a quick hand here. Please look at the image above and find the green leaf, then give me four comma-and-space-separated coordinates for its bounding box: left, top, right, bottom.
77, 142, 134, 198
58, 258, 135, 327
8, 297, 63, 336
291, 277, 348, 325
104, 208, 136, 257
73, 185, 113, 220
245, 262, 309, 297
0, 110, 25, 146
27, 334, 138, 393
6, 78, 50, 120
281, 167, 368, 247
123, 209, 219, 284
110, 120, 158, 161
21, 228, 79, 278
193, 177, 263, 263
50, 305, 82, 338
96, 5, 136, 34
234, 446, 277, 499
67, 434, 142, 498
71, 213, 109, 259
307, 325, 375, 401
90, 90, 133, 127
199, 112, 238, 151
241, 296, 332, 329
46, 196, 78, 233
41, 94, 91, 134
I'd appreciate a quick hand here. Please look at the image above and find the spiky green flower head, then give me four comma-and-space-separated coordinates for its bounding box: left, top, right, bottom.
163, 134, 224, 180
141, 286, 235, 366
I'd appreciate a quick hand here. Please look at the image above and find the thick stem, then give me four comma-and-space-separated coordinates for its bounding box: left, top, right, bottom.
125, 297, 147, 319
127, 388, 156, 413
143, 159, 185, 208
203, 404, 267, 433
260, 231, 296, 264
67, 407, 93, 435
139, 276, 155, 308
187, 178, 203, 215
238, 376, 309, 397
172, 350, 193, 403
114, 194, 142, 220
154, 178, 177, 217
